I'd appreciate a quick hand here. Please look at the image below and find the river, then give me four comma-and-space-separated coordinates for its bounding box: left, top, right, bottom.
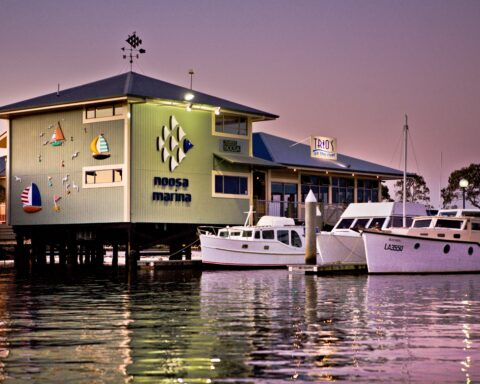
0, 267, 478, 383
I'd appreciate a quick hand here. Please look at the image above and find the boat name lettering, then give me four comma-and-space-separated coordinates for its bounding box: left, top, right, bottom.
384, 243, 404, 252
153, 177, 189, 188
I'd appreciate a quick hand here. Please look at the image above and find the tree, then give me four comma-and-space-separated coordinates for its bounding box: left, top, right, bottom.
381, 182, 392, 201
394, 175, 430, 205
441, 163, 480, 208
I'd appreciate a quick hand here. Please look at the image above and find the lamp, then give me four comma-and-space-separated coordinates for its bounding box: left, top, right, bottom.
184, 92, 195, 101
459, 178, 468, 209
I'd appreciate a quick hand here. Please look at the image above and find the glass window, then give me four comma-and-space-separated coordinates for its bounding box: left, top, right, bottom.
254, 231, 261, 239
413, 219, 432, 228
86, 108, 96, 119
300, 175, 329, 203
332, 177, 354, 204
357, 178, 379, 203
472, 223, 480, 231
368, 217, 386, 229
277, 230, 289, 245
435, 219, 463, 229
262, 230, 274, 240
215, 174, 248, 195
114, 104, 125, 116
215, 115, 248, 136
242, 231, 253, 238
85, 168, 123, 185
336, 218, 355, 229
95, 105, 114, 118
291, 231, 302, 248
352, 218, 369, 230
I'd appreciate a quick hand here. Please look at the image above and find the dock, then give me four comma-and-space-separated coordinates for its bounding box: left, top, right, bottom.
288, 263, 367, 275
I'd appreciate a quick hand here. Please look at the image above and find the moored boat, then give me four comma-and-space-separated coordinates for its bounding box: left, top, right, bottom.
317, 202, 427, 265
362, 212, 480, 273
199, 216, 307, 267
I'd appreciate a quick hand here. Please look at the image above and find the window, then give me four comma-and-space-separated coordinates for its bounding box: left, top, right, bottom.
413, 219, 432, 228
83, 165, 124, 188
291, 231, 302, 248
301, 175, 329, 203
336, 218, 354, 229
332, 177, 354, 204
262, 230, 274, 240
435, 219, 463, 229
242, 231, 253, 238
213, 172, 249, 198
271, 182, 297, 218
215, 115, 248, 136
472, 223, 480, 231
84, 103, 125, 122
357, 179, 379, 203
368, 217, 386, 229
352, 218, 369, 230
277, 230, 289, 245
390, 216, 415, 228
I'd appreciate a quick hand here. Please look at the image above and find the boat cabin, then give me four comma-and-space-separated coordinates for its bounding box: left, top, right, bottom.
408, 216, 480, 242
437, 208, 480, 218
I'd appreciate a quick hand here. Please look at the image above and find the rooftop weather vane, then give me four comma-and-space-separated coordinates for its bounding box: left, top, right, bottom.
121, 32, 146, 71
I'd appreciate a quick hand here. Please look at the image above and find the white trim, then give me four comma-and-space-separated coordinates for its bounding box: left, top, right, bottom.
123, 104, 131, 222
211, 114, 250, 139
212, 170, 251, 199
82, 164, 125, 189
82, 103, 126, 124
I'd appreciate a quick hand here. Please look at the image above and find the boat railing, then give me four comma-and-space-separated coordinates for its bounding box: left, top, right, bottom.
197, 225, 225, 236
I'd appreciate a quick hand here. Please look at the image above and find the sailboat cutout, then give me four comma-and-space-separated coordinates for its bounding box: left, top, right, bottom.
21, 183, 42, 213
90, 134, 110, 159
50, 122, 66, 146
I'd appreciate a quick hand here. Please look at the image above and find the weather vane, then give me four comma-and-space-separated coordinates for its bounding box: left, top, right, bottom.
121, 32, 146, 71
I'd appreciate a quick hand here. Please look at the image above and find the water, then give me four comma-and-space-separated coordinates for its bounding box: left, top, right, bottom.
0, 267, 479, 383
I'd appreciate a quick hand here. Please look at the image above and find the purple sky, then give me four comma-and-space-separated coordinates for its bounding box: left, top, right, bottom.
1, 0, 479, 208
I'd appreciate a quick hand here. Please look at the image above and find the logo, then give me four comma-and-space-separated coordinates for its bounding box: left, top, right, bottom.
311, 136, 337, 160
156, 115, 194, 172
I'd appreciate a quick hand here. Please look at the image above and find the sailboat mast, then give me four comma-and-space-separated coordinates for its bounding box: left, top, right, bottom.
403, 114, 408, 227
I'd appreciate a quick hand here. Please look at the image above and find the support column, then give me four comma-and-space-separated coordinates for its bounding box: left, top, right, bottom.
112, 243, 119, 268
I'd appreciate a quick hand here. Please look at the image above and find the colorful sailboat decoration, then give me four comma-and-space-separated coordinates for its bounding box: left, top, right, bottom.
157, 115, 194, 172
50, 122, 66, 146
90, 134, 110, 160
21, 183, 42, 213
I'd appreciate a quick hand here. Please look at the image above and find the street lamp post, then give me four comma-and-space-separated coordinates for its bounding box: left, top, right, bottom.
459, 178, 468, 209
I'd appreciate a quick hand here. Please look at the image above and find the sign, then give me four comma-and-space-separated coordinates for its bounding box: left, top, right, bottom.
219, 138, 246, 154
152, 176, 192, 202
310, 136, 337, 160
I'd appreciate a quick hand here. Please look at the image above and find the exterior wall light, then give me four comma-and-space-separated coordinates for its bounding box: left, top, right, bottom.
184, 92, 195, 101
459, 178, 468, 209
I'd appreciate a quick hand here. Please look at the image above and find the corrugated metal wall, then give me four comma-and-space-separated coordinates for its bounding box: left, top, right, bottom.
10, 109, 124, 225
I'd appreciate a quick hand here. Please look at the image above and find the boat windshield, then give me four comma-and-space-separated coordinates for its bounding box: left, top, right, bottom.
291, 230, 302, 247
367, 217, 386, 229
277, 230, 289, 245
435, 219, 464, 229
389, 216, 414, 228
336, 218, 355, 229
413, 219, 432, 228
352, 218, 369, 230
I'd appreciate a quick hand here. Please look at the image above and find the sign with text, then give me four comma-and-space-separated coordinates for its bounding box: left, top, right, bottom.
310, 136, 337, 160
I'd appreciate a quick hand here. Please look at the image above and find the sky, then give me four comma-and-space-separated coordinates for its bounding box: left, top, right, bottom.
1, 0, 479, 208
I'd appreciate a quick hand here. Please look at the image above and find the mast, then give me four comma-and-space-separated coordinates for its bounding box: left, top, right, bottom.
403, 114, 408, 227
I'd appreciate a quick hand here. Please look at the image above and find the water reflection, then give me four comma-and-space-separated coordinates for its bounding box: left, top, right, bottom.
0, 268, 478, 383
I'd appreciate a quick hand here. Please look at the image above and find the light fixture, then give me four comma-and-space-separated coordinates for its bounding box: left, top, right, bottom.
460, 178, 468, 209
214, 107, 221, 115
184, 92, 195, 101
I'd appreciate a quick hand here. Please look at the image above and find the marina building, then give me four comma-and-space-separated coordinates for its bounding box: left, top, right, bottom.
0, 71, 405, 264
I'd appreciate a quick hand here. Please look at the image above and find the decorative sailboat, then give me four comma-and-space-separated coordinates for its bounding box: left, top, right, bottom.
50, 122, 66, 146
21, 183, 42, 213
90, 134, 110, 159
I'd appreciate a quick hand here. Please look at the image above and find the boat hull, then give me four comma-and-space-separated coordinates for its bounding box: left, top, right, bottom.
317, 231, 366, 265
200, 234, 306, 267
363, 231, 480, 274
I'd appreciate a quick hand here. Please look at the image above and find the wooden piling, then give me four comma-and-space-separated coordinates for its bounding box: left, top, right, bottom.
305, 190, 317, 265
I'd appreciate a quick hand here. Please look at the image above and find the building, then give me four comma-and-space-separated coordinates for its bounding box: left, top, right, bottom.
0, 71, 405, 265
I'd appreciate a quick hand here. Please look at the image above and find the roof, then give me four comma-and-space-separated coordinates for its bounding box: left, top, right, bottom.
253, 132, 412, 178
0, 72, 278, 120
214, 152, 283, 168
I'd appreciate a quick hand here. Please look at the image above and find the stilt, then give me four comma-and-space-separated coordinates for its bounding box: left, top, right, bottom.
59, 242, 67, 265
37, 241, 47, 266
49, 244, 55, 265
112, 243, 119, 268
14, 233, 25, 268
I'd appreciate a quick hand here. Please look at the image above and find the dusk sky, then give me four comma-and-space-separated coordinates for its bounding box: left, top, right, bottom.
1, 0, 479, 208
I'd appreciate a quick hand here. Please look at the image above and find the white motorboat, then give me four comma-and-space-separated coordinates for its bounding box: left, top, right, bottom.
362, 212, 480, 273
317, 202, 427, 265
199, 216, 307, 267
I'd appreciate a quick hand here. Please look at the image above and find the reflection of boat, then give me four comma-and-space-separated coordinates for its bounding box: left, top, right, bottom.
21, 183, 42, 213
363, 214, 480, 273
90, 134, 110, 159
50, 122, 65, 146
317, 202, 426, 265
199, 216, 307, 267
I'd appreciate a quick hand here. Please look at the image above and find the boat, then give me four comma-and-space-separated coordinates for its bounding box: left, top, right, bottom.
90, 134, 110, 159
317, 202, 427, 265
198, 215, 307, 267
50, 122, 65, 146
362, 212, 480, 273
21, 183, 42, 213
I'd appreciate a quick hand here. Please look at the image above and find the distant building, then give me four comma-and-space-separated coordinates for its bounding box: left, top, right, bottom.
0, 71, 406, 262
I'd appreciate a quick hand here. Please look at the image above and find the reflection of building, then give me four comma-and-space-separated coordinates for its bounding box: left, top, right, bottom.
0, 71, 406, 264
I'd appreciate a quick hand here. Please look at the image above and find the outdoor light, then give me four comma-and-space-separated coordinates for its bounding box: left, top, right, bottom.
214, 107, 221, 115
460, 178, 468, 209
184, 92, 195, 101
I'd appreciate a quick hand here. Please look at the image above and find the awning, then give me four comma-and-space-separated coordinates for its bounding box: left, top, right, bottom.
214, 152, 283, 168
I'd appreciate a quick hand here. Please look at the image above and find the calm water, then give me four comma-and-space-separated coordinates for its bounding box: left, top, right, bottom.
0, 267, 479, 383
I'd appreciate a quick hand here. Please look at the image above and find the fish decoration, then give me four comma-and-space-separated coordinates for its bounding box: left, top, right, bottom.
156, 115, 194, 172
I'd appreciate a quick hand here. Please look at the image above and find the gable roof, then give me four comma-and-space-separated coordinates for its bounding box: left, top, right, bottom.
0, 72, 278, 120
253, 132, 410, 178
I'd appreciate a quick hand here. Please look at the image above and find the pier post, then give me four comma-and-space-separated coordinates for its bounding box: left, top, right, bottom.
14, 233, 25, 268
112, 243, 119, 268
49, 244, 55, 265
305, 190, 317, 265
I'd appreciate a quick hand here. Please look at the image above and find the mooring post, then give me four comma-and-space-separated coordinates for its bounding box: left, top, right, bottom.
305, 189, 317, 265
49, 244, 55, 265
112, 243, 119, 268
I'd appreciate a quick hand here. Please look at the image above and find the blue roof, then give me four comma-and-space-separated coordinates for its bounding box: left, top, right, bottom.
253, 132, 409, 177
0, 72, 278, 119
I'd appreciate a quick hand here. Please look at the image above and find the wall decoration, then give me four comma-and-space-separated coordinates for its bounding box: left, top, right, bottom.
14, 176, 22, 182
39, 132, 45, 137
50, 121, 66, 146
21, 183, 42, 213
72, 181, 79, 192
53, 195, 61, 211
71, 151, 79, 160
43, 140, 49, 146
83, 127, 87, 133
70, 136, 74, 141
65, 183, 71, 194
62, 174, 69, 184
61, 160, 65, 167
48, 176, 53, 187
38, 155, 42, 162
156, 115, 194, 172
90, 134, 110, 159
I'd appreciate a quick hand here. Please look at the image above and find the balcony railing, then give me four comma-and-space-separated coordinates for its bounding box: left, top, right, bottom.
252, 200, 346, 227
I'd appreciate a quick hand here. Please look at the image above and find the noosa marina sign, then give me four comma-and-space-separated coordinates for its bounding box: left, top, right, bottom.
152, 176, 192, 202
